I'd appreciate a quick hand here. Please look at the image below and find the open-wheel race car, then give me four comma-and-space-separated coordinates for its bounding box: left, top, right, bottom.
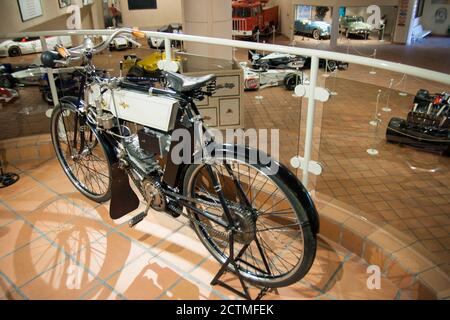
147, 23, 183, 49
240, 61, 308, 91
386, 89, 450, 156
249, 50, 304, 70
249, 50, 348, 72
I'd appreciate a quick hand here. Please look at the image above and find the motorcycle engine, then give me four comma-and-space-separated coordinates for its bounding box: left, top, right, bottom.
124, 134, 160, 174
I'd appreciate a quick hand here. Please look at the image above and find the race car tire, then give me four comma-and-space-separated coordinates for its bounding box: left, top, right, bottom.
0, 74, 15, 89
327, 60, 337, 72
8, 46, 21, 57
284, 73, 302, 91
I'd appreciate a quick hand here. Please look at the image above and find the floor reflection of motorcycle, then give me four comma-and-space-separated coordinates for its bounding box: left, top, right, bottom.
44, 28, 319, 291
386, 89, 450, 156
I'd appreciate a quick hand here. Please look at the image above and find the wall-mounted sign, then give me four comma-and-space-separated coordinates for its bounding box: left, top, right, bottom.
17, 0, 43, 22
397, 0, 409, 26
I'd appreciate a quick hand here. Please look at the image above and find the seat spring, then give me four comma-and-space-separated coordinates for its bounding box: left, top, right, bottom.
206, 80, 217, 95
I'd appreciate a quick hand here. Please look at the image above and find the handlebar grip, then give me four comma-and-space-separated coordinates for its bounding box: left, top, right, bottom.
56, 45, 70, 59
131, 29, 146, 39
41, 51, 60, 68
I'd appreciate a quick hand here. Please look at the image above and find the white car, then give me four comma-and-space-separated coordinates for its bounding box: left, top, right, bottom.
0, 36, 72, 57
240, 61, 308, 91
147, 23, 183, 49
109, 35, 138, 51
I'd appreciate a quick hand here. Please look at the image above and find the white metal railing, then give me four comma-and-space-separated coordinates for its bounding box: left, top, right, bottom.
1, 29, 449, 187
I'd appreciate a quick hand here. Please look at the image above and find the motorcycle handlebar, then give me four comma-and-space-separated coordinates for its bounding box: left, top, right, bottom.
41, 28, 146, 68
85, 28, 145, 56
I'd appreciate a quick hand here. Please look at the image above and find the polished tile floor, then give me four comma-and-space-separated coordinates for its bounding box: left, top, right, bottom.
0, 158, 402, 300
243, 79, 450, 272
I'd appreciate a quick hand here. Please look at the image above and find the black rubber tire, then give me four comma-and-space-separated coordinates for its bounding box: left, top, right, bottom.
0, 74, 14, 89
284, 73, 301, 91
312, 29, 321, 40
182, 150, 317, 288
327, 60, 337, 72
8, 46, 21, 57
127, 65, 145, 77
51, 102, 112, 203
260, 62, 269, 71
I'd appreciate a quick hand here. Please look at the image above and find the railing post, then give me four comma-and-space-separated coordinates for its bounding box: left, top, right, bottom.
39, 36, 48, 51
302, 55, 319, 188
47, 69, 59, 109
164, 37, 172, 61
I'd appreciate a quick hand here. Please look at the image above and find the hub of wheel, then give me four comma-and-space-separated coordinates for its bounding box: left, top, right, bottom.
232, 209, 256, 245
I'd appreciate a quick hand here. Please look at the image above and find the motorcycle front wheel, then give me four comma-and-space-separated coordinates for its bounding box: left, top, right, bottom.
183, 151, 317, 288
51, 102, 112, 203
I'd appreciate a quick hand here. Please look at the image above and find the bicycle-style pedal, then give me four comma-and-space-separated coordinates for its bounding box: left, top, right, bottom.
128, 211, 148, 228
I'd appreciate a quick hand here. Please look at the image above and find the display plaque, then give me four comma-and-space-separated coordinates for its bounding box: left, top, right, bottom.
17, 0, 43, 22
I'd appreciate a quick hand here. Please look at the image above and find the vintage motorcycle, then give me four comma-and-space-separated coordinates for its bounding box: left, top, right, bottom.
42, 28, 319, 291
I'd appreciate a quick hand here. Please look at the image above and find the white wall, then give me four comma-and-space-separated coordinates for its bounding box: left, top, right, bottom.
118, 0, 182, 28
420, 0, 450, 35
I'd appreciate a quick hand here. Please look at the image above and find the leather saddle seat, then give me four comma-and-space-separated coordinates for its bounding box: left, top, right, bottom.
164, 71, 216, 93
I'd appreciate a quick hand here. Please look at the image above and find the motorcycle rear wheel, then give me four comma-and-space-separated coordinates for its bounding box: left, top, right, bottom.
183, 152, 317, 288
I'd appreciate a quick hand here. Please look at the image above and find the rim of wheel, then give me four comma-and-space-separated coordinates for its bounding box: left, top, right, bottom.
186, 158, 306, 285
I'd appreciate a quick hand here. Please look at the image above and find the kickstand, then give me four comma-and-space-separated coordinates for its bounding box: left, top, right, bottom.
210, 230, 275, 300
